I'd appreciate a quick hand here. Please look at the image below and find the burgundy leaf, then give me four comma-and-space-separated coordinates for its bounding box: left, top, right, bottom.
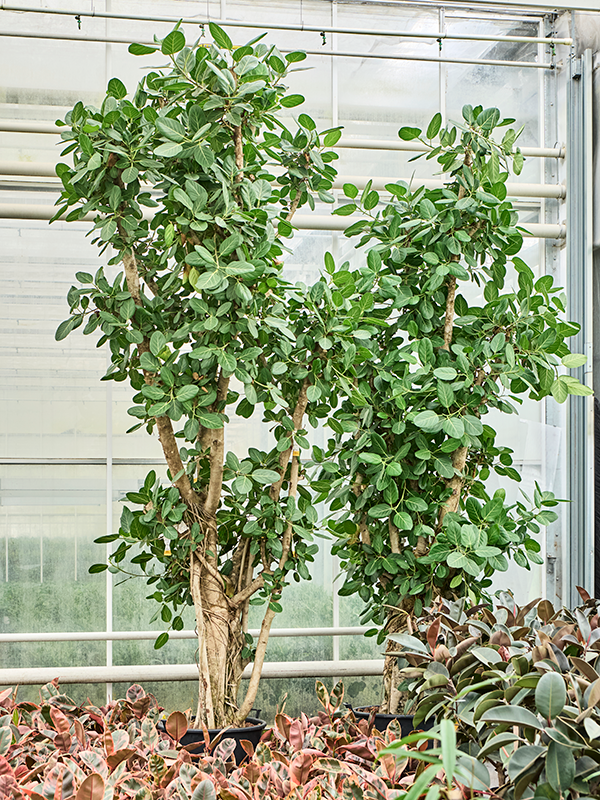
165, 712, 187, 742
288, 720, 304, 752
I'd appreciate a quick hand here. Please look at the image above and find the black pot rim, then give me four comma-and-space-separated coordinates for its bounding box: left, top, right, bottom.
186, 716, 266, 736
158, 716, 266, 737
353, 706, 415, 721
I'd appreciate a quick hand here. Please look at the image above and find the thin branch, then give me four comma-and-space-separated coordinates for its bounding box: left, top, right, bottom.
278, 452, 300, 570
441, 275, 457, 352
231, 574, 265, 608
269, 378, 310, 502
234, 604, 276, 725
116, 228, 201, 508
286, 191, 301, 222
204, 372, 230, 517
352, 473, 371, 546
388, 518, 400, 554
233, 125, 244, 174
240, 552, 254, 635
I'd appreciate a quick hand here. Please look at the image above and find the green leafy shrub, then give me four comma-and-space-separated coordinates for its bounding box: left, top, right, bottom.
310, 104, 589, 711
392, 591, 600, 798
52, 21, 348, 728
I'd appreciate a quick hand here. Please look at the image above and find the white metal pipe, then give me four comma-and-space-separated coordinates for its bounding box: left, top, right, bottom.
0, 125, 567, 161
0, 31, 554, 70
0, 626, 370, 643
0, 163, 566, 199
0, 162, 57, 177
332, 176, 566, 199
336, 138, 565, 159
0, 659, 384, 685
294, 215, 566, 239
0, 5, 572, 45
0, 205, 566, 238
0, 120, 62, 134
329, 0, 599, 14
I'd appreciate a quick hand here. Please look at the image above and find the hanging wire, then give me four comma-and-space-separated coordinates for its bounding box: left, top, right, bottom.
74, 13, 81, 29
320, 30, 326, 45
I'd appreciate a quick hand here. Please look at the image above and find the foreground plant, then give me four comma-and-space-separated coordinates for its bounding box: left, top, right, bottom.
0, 680, 493, 800
314, 104, 590, 710
393, 591, 600, 798
52, 23, 342, 727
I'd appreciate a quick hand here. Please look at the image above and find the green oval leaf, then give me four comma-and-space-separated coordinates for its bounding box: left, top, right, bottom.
129, 43, 158, 56
546, 741, 575, 793
433, 367, 457, 381
208, 22, 233, 50
107, 78, 127, 100
414, 410, 442, 433
561, 352, 587, 368
480, 705, 543, 730
176, 385, 200, 402
252, 468, 282, 484
535, 671, 566, 719
161, 29, 186, 55
280, 94, 305, 108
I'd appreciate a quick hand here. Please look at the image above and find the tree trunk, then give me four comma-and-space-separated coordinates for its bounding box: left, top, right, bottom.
380, 600, 414, 714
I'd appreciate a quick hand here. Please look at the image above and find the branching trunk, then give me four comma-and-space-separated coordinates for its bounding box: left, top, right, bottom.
388, 518, 400, 554
270, 378, 309, 501
381, 606, 411, 714
441, 275, 457, 352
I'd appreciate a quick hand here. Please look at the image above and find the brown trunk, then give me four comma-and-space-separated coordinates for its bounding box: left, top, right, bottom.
381, 603, 413, 714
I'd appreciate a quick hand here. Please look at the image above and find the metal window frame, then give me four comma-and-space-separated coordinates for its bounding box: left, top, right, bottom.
0, 0, 592, 694
565, 48, 595, 606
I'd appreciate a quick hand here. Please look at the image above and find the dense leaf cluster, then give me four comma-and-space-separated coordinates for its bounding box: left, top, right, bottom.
394, 592, 600, 799
310, 106, 590, 627
0, 679, 495, 800
53, 24, 344, 641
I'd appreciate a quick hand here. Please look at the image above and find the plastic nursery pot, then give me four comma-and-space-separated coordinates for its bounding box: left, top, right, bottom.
159, 717, 266, 765
350, 705, 434, 736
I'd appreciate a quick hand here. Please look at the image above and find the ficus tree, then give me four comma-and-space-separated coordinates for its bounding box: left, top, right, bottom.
310, 105, 592, 712
52, 23, 346, 727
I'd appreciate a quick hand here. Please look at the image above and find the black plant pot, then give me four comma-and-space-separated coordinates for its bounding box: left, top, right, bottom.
350, 705, 434, 736
159, 717, 266, 765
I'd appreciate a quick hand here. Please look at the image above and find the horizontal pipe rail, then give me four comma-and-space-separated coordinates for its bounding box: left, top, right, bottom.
0, 205, 565, 238
295, 214, 566, 239
332, 175, 566, 199
0, 659, 384, 686
0, 627, 370, 643
0, 125, 566, 160
0, 30, 553, 69
0, 5, 572, 45
336, 138, 565, 159
0, 457, 166, 465
332, 0, 599, 13
0, 163, 566, 198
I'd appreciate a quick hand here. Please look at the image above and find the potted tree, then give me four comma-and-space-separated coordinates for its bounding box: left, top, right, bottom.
314, 105, 591, 716
53, 23, 343, 729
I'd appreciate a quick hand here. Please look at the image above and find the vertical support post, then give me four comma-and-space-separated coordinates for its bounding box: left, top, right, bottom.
566, 49, 594, 606
331, 0, 340, 667
438, 8, 447, 125
542, 14, 564, 607
105, 352, 113, 703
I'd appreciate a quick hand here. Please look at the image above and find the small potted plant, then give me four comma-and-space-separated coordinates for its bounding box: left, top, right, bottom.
53, 23, 343, 730
314, 105, 591, 715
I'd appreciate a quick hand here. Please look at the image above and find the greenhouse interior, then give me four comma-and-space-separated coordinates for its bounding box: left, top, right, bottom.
2, 0, 600, 795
